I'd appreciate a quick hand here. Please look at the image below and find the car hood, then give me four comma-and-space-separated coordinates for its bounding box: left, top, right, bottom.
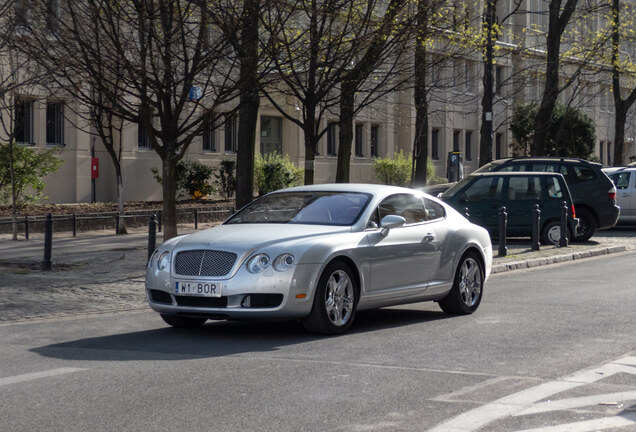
171, 223, 352, 252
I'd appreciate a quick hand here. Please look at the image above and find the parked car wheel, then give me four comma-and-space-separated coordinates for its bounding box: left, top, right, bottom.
541, 221, 574, 245
573, 208, 596, 242
161, 314, 207, 328
303, 260, 357, 335
438, 252, 483, 315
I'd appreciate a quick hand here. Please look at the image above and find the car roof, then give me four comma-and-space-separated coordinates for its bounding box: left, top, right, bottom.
490, 157, 601, 167
272, 183, 417, 196
468, 171, 566, 178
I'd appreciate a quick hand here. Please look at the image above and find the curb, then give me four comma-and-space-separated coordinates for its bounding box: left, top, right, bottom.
491, 245, 627, 274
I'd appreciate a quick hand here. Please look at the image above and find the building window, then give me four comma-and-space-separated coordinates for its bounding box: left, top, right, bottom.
260, 116, 282, 154
465, 61, 473, 93
224, 112, 237, 153
370, 124, 379, 157
432, 129, 440, 160
327, 122, 337, 156
14, 99, 33, 145
453, 130, 460, 151
355, 124, 364, 157
495, 133, 503, 159
46, 0, 60, 33
607, 142, 612, 166
495, 66, 504, 95
599, 141, 604, 164
138, 120, 150, 150
202, 112, 216, 152
15, 0, 30, 29
46, 102, 64, 146
465, 131, 472, 161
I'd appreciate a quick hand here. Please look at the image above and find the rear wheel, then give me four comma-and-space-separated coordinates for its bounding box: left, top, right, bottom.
542, 221, 574, 245
573, 208, 596, 242
160, 314, 207, 328
303, 260, 357, 335
438, 252, 483, 315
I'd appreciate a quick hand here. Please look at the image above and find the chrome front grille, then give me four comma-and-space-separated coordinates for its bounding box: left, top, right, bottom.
174, 250, 237, 276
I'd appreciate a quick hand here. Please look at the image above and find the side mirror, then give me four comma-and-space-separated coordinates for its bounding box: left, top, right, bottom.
380, 215, 406, 235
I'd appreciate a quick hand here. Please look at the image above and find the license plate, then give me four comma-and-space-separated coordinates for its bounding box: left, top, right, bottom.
175, 281, 222, 297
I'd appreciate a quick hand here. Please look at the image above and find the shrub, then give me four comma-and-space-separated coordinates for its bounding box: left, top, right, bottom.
214, 159, 236, 201
254, 153, 303, 195
0, 145, 63, 205
151, 160, 214, 200
373, 150, 413, 186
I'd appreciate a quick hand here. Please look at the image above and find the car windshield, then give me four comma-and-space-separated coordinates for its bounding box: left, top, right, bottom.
225, 191, 371, 225
473, 160, 503, 173
440, 176, 474, 198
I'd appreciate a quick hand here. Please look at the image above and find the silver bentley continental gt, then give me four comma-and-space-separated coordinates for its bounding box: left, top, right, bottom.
146, 184, 492, 334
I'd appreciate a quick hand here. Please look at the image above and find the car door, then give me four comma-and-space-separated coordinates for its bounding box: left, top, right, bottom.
505, 175, 542, 236
609, 171, 635, 220
457, 176, 503, 233
365, 194, 442, 297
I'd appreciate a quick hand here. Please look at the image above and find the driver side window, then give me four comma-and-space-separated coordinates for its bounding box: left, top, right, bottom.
374, 194, 429, 225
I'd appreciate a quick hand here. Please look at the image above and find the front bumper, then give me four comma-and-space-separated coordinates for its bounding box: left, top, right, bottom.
145, 263, 319, 321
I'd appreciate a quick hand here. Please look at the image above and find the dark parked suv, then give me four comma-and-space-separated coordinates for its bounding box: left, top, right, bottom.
440, 172, 579, 245
474, 157, 619, 241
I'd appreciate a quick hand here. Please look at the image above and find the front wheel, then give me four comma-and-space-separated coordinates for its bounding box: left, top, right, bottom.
160, 314, 207, 328
542, 221, 573, 245
303, 261, 357, 335
438, 252, 483, 315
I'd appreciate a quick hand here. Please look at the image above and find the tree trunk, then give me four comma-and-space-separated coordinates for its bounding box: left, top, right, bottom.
9, 140, 18, 240
235, 0, 260, 209
336, 85, 355, 183
303, 104, 317, 185
479, 0, 495, 167
614, 103, 627, 166
162, 156, 178, 240
413, 0, 429, 186
116, 167, 127, 234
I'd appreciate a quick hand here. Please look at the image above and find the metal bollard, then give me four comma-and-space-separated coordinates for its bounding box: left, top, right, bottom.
148, 215, 157, 262
42, 213, 52, 270
560, 201, 569, 248
158, 211, 162, 232
194, 208, 198, 230
531, 204, 541, 251
24, 216, 29, 240
72, 213, 77, 237
498, 206, 507, 257
463, 207, 470, 220
115, 212, 120, 235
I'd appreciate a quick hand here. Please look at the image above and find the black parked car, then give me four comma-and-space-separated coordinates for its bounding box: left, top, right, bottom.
473, 158, 619, 241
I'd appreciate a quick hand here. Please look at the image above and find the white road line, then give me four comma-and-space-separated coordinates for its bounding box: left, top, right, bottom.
428, 356, 636, 432
514, 412, 636, 432
516, 391, 636, 416
0, 368, 86, 387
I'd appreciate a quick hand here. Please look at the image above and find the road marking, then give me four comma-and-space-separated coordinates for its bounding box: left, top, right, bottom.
514, 412, 636, 432
0, 368, 86, 387
428, 356, 636, 432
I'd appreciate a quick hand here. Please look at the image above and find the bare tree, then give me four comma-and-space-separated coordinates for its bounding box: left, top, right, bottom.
20, 0, 240, 240
611, 0, 636, 166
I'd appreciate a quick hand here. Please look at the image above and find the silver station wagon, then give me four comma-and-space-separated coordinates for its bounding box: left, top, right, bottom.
146, 184, 493, 334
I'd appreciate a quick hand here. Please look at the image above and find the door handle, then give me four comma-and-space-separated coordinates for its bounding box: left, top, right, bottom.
424, 233, 436, 242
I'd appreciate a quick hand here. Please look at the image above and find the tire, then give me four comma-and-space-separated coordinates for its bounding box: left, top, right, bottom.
438, 252, 483, 315
160, 314, 207, 328
303, 260, 357, 335
542, 221, 574, 245
573, 208, 596, 242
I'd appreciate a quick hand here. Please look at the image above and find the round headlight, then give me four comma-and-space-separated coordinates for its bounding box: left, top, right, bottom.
247, 253, 270, 273
273, 253, 295, 271
158, 251, 171, 271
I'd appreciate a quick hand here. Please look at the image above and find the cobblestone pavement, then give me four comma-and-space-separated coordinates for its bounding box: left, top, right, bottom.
0, 225, 634, 325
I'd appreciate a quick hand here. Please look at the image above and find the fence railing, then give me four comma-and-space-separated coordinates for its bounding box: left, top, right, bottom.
0, 207, 233, 239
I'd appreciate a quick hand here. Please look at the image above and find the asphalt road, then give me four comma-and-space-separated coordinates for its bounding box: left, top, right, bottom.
1, 251, 635, 431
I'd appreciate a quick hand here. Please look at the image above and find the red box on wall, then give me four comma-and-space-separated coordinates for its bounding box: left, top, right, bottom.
91, 157, 99, 179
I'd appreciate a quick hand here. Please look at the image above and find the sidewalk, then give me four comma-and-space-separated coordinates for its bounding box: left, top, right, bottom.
0, 225, 633, 325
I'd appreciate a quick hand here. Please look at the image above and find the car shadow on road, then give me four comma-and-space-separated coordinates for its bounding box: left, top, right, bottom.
31, 308, 449, 362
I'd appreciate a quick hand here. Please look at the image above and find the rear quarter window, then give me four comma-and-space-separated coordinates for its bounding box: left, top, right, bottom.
572, 165, 596, 182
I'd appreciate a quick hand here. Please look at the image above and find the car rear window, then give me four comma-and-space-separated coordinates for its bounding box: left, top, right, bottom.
572, 165, 596, 182
508, 176, 542, 200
